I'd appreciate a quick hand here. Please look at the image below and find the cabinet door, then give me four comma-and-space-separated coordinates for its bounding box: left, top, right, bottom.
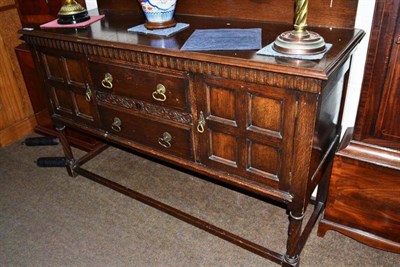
354, 0, 400, 150
195, 76, 297, 190
37, 48, 101, 128
374, 22, 400, 143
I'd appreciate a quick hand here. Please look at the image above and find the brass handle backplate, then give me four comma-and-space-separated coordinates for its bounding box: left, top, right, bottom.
85, 84, 92, 102
158, 132, 172, 148
111, 117, 122, 132
101, 73, 113, 89
152, 84, 167, 102
396, 36, 400, 45
197, 111, 206, 133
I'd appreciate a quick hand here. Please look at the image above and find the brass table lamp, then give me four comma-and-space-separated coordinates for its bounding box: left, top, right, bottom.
273, 0, 326, 55
57, 0, 90, 25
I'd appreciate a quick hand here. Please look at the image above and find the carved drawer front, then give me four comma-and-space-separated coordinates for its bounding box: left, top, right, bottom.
196, 76, 297, 190
88, 60, 189, 111
98, 106, 193, 160
38, 49, 100, 127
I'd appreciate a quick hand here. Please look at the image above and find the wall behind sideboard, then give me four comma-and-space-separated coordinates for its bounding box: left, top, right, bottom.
86, 0, 97, 10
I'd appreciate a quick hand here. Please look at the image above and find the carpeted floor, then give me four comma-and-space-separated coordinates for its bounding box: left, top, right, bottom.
1, 136, 399, 267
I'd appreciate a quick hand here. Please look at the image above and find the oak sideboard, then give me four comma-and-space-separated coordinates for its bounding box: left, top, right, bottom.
20, 2, 364, 266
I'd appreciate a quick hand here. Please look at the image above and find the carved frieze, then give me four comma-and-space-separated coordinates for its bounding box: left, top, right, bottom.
95, 91, 192, 124
24, 36, 322, 93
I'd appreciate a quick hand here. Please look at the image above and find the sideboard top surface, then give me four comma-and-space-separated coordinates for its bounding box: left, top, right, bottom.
21, 9, 364, 81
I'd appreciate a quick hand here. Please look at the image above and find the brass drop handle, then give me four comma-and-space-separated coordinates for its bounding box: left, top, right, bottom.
152, 84, 167, 102
396, 36, 400, 45
101, 73, 113, 89
85, 84, 92, 102
197, 111, 206, 133
158, 132, 172, 148
111, 117, 122, 132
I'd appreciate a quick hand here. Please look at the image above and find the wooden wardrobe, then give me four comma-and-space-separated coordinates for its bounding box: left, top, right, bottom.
318, 0, 400, 254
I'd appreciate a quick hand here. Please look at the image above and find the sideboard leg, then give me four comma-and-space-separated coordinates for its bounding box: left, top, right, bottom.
316, 160, 333, 206
55, 123, 77, 177
282, 211, 304, 267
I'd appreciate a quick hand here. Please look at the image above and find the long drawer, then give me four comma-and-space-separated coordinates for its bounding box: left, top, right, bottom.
98, 105, 193, 160
89, 60, 189, 111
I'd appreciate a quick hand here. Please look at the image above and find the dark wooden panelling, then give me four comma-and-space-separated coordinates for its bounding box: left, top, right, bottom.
97, 0, 357, 28
354, 0, 400, 150
15, 0, 86, 26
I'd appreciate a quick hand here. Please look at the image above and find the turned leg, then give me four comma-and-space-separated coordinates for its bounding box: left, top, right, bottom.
282, 211, 304, 267
316, 160, 334, 238
55, 123, 77, 177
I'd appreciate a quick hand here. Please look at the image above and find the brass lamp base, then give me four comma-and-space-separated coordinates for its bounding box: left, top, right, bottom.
57, 0, 90, 25
273, 30, 326, 55
58, 10, 90, 25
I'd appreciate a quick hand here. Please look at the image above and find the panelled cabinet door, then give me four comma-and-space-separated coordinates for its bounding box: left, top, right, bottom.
195, 76, 297, 190
374, 22, 400, 143
37, 48, 101, 127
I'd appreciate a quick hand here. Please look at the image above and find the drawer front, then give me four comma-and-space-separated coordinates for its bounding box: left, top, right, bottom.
99, 106, 193, 160
89, 60, 189, 111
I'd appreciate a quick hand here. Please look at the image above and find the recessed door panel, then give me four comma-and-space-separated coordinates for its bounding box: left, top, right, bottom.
247, 141, 280, 181
249, 94, 283, 136
375, 36, 400, 142
64, 57, 87, 87
209, 130, 238, 167
209, 86, 236, 123
50, 86, 73, 114
42, 54, 64, 82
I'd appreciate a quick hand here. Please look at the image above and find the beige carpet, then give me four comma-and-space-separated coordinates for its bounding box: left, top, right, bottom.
1, 137, 399, 267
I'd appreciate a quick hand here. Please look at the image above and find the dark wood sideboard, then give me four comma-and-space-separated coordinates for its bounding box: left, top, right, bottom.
318, 0, 400, 254
20, 1, 364, 266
